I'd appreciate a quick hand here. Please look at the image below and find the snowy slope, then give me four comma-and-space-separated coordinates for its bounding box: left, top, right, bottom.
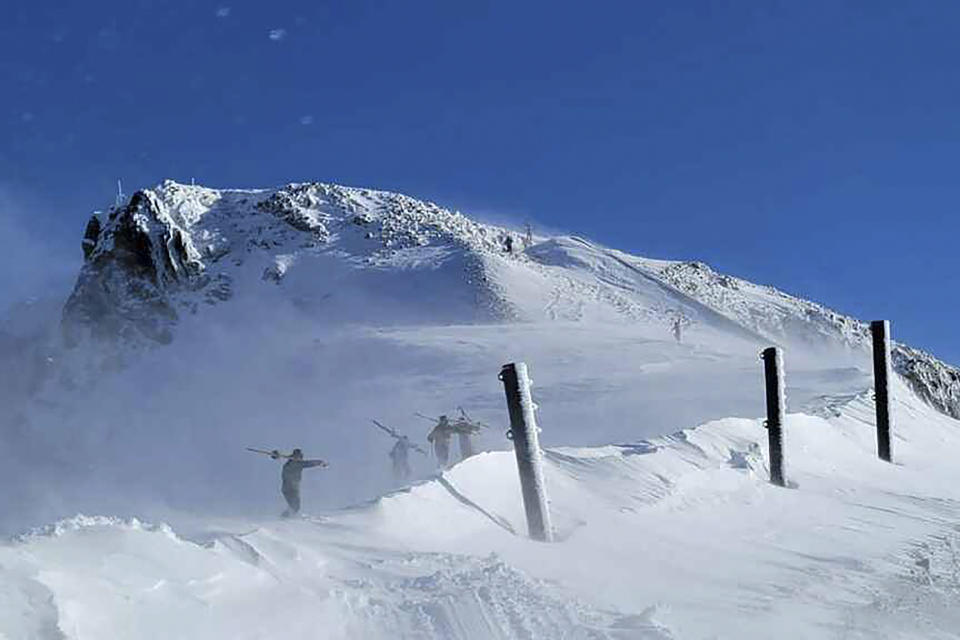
4, 179, 960, 638
3, 376, 960, 638
61, 181, 854, 348
56, 180, 960, 416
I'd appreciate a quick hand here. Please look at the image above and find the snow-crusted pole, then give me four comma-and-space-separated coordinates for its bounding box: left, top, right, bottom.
871, 320, 893, 462
761, 347, 787, 487
499, 362, 553, 542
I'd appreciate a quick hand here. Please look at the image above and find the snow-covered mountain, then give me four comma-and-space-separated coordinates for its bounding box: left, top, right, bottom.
5, 180, 960, 638
63, 181, 511, 350
60, 180, 960, 417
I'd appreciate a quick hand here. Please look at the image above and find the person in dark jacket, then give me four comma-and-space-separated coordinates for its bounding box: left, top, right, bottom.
272, 448, 327, 517
426, 416, 455, 469
451, 417, 481, 461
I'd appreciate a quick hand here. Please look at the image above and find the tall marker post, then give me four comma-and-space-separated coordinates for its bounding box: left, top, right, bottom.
499, 362, 553, 542
871, 320, 893, 462
761, 347, 787, 487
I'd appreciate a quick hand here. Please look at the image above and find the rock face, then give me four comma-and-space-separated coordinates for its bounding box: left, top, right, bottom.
61, 180, 518, 350
64, 190, 192, 347
892, 345, 960, 420
57, 179, 960, 420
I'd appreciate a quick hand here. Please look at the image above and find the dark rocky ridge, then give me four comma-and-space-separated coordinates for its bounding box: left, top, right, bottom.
892, 344, 960, 420
63, 190, 197, 347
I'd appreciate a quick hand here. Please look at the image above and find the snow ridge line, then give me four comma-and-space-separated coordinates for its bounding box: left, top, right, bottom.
436, 475, 518, 535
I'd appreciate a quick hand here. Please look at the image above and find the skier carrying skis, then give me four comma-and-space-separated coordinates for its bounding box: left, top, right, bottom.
451, 416, 481, 461
371, 419, 426, 482
672, 315, 684, 344
275, 448, 327, 517
427, 415, 455, 469
389, 435, 414, 482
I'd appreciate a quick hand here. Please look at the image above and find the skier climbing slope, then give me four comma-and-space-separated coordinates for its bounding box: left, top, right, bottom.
275, 449, 327, 517
389, 437, 414, 482
427, 416, 455, 469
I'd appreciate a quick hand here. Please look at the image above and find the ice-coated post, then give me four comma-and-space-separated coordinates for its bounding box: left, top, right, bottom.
499, 362, 553, 542
871, 320, 893, 462
761, 347, 787, 487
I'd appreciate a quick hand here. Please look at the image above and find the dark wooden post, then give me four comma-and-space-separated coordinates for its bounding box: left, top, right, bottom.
871, 320, 893, 462
761, 347, 787, 487
499, 362, 553, 542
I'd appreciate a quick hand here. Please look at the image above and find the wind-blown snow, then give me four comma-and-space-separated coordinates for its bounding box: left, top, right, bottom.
56, 180, 960, 415
3, 180, 960, 637
3, 377, 960, 638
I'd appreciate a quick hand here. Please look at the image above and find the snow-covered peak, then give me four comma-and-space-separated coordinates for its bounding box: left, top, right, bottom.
56, 179, 960, 418
60, 179, 874, 353
62, 180, 524, 350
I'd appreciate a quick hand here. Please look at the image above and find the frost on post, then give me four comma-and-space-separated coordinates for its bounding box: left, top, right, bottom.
499, 362, 553, 542
761, 347, 787, 487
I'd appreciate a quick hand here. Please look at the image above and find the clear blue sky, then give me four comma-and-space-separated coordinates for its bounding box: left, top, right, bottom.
2, 1, 959, 360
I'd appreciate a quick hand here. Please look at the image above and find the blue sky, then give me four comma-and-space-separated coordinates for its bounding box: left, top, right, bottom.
2, 1, 959, 359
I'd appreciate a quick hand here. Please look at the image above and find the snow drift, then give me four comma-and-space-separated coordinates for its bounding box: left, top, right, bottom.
3, 377, 960, 638
3, 179, 960, 638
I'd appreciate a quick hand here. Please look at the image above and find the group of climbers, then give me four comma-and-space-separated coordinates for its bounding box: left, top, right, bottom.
250, 409, 487, 517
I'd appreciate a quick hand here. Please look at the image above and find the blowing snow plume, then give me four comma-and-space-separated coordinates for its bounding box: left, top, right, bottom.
4, 180, 960, 637
4, 179, 960, 526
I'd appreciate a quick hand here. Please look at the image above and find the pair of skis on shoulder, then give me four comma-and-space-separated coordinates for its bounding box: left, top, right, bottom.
415, 407, 491, 430
246, 447, 294, 459
371, 420, 428, 455
246, 448, 328, 466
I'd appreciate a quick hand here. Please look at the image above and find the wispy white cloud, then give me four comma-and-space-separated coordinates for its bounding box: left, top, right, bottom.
0, 185, 78, 315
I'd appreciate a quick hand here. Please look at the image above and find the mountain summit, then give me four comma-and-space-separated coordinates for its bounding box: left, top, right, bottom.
63, 180, 516, 349
60, 180, 960, 417
4, 182, 960, 638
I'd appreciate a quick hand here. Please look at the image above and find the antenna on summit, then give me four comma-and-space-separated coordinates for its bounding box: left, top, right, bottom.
115, 179, 125, 208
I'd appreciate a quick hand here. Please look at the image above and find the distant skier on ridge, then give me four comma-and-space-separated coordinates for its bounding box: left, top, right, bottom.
673, 314, 685, 344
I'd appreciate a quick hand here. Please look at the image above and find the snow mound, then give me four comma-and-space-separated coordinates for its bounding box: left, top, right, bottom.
4, 376, 960, 638
17, 515, 175, 541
